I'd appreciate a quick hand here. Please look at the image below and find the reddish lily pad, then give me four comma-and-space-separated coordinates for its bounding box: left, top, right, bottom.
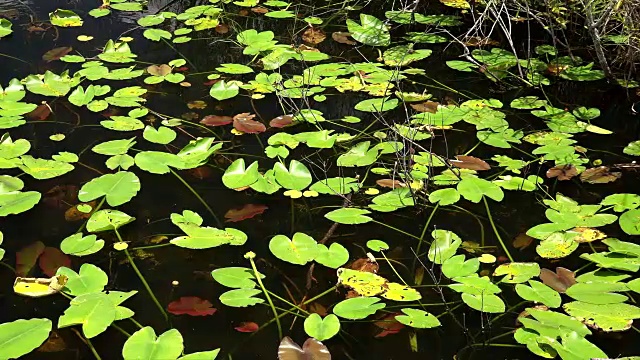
167, 296, 217, 316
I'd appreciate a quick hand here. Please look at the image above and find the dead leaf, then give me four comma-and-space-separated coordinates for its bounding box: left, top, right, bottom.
187, 100, 207, 110
308, 302, 328, 316
26, 104, 52, 121
251, 6, 269, 14
16, 241, 46, 277
64, 201, 97, 221
278, 337, 331, 360
233, 113, 265, 134
186, 165, 214, 180
38, 247, 71, 277
512, 233, 534, 250
43, 185, 78, 208
269, 114, 294, 128
546, 164, 578, 181
37, 331, 66, 352
451, 155, 491, 171
181, 112, 199, 121
332, 31, 356, 45
302, 27, 326, 45
374, 312, 404, 338
42, 47, 72, 62
376, 179, 404, 188
349, 257, 379, 274
167, 296, 217, 316
215, 24, 229, 34
147, 64, 171, 76
200, 115, 232, 126
410, 101, 439, 113
547, 63, 569, 76
580, 166, 621, 184
234, 321, 259, 333
569, 227, 606, 243
539, 267, 576, 293
224, 204, 268, 222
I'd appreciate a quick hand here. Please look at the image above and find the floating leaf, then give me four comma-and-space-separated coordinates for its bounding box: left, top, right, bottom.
0, 318, 52, 359
354, 97, 398, 112
346, 14, 390, 46
515, 280, 562, 308
56, 264, 108, 296
333, 297, 386, 320
277, 337, 331, 360
222, 159, 260, 189
234, 322, 259, 333
457, 177, 504, 203
78, 172, 140, 207
315, 243, 349, 269
224, 204, 268, 222
273, 160, 312, 190
325, 208, 372, 224
209, 80, 240, 101
49, 9, 83, 27
219, 288, 263, 307
210, 267, 263, 289
304, 314, 340, 341
619, 209, 640, 235
563, 301, 640, 332
167, 297, 217, 316
428, 229, 462, 264
395, 309, 440, 329
269, 232, 317, 265
86, 209, 135, 232
122, 327, 183, 360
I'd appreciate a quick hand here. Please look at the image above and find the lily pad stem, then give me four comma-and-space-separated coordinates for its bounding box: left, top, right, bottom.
115, 228, 169, 322
245, 251, 282, 339
371, 220, 421, 240
482, 197, 513, 262
413, 203, 439, 271
169, 168, 222, 227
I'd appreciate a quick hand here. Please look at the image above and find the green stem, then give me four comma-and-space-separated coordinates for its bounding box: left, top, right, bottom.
76, 197, 105, 234
413, 203, 439, 271
245, 252, 282, 339
130, 243, 173, 251
111, 323, 132, 337
372, 220, 421, 240
266, 290, 309, 314
129, 317, 144, 329
169, 169, 222, 227
482, 197, 513, 262
85, 336, 102, 360
116, 229, 168, 322
0, 261, 16, 274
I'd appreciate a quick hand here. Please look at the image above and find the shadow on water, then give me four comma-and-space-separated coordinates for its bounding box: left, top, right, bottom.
1, 0, 640, 359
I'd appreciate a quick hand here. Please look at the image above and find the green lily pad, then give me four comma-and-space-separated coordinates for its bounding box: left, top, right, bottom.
623, 140, 640, 156
457, 177, 504, 203
0, 318, 52, 359
395, 308, 440, 328
222, 159, 260, 189
428, 229, 462, 264
273, 160, 312, 190
461, 293, 505, 313
56, 264, 108, 296
333, 297, 386, 320
210, 267, 264, 289
442, 255, 479, 279
536, 232, 579, 259
354, 97, 398, 112
325, 208, 373, 224
269, 232, 317, 265
219, 288, 263, 307
143, 126, 177, 144
493, 262, 541, 283
563, 301, 640, 332
619, 209, 640, 235
50, 9, 83, 27
0, 191, 41, 216
304, 314, 340, 341
122, 327, 183, 360
0, 18, 13, 38
209, 80, 240, 101
346, 14, 390, 46
86, 209, 135, 232
60, 233, 104, 256
309, 177, 360, 195
565, 282, 628, 304
78, 171, 140, 207
428, 188, 460, 206
314, 243, 349, 268
515, 280, 562, 308
19, 156, 74, 180
336, 141, 379, 167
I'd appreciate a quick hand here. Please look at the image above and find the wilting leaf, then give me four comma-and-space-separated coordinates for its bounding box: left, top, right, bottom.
16, 241, 45, 276
224, 204, 268, 222
167, 297, 217, 316
331, 31, 356, 45
539, 267, 576, 293
277, 337, 331, 360
513, 233, 534, 250
43, 47, 73, 62
39, 247, 71, 277
26, 104, 52, 121
302, 27, 326, 45
269, 114, 294, 128
234, 321, 259, 333
233, 113, 265, 134
546, 164, 578, 181
580, 166, 621, 184
451, 155, 490, 171
200, 115, 232, 127
374, 313, 404, 337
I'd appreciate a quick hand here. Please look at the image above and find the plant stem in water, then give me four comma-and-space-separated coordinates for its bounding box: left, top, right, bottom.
169, 169, 221, 227
482, 197, 513, 262
245, 252, 282, 339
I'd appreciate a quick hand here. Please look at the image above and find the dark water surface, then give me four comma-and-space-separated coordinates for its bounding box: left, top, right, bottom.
1, 0, 640, 359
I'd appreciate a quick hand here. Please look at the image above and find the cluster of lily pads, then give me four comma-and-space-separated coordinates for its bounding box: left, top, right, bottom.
1, 0, 640, 359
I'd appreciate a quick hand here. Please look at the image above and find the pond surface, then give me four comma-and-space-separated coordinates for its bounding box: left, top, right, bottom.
1, 0, 640, 359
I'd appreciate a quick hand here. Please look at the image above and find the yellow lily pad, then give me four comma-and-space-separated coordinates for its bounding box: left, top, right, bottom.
13, 275, 68, 298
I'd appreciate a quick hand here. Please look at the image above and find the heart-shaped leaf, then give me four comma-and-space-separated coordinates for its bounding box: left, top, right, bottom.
304, 313, 340, 341
269, 232, 318, 265
78, 172, 141, 207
